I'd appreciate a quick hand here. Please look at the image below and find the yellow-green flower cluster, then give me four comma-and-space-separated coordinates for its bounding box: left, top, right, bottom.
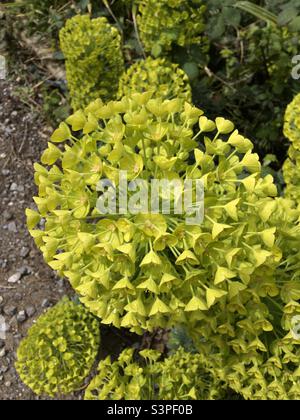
118, 57, 192, 101
60, 15, 124, 110
283, 93, 300, 201
16, 298, 100, 397
26, 92, 300, 343
136, 0, 207, 55
85, 347, 223, 400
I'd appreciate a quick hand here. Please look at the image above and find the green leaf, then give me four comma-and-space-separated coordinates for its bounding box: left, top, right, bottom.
234, 1, 277, 25
214, 267, 236, 285
151, 44, 162, 58
137, 277, 159, 294
51, 122, 71, 143
185, 296, 208, 312
41, 143, 61, 165
261, 228, 276, 248
212, 223, 231, 239
223, 199, 240, 221
26, 209, 41, 229
113, 277, 135, 291
66, 110, 87, 131
288, 16, 300, 32
149, 298, 170, 316
206, 288, 227, 308
140, 250, 162, 267
216, 117, 234, 134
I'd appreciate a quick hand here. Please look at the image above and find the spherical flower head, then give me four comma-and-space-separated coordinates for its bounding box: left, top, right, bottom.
283, 93, 300, 201
16, 298, 100, 397
284, 92, 300, 149
118, 57, 192, 102
27, 93, 297, 343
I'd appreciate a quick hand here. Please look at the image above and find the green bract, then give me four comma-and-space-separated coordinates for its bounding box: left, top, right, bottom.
118, 57, 192, 101
15, 298, 100, 397
84, 347, 223, 400
136, 0, 207, 56
283, 93, 300, 201
60, 15, 125, 110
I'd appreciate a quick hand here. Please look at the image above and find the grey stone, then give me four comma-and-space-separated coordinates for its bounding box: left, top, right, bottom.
3, 305, 17, 316
7, 272, 21, 284
16, 311, 26, 323
2, 210, 12, 221
18, 266, 30, 276
7, 221, 17, 233
41, 299, 50, 308
10, 183, 18, 192
20, 247, 29, 258
25, 306, 35, 317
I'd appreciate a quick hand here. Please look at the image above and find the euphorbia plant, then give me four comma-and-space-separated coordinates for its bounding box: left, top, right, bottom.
15, 298, 100, 397
118, 57, 192, 101
283, 92, 300, 201
85, 347, 224, 400
136, 0, 207, 56
60, 14, 125, 110
26, 91, 299, 339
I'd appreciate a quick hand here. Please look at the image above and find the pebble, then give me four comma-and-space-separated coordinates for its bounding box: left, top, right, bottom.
3, 210, 13, 221
20, 247, 29, 258
25, 306, 35, 317
7, 221, 17, 233
10, 183, 18, 192
5, 381, 11, 388
16, 311, 26, 323
1, 169, 9, 176
41, 299, 50, 308
7, 272, 21, 284
3, 305, 17, 316
0, 349, 6, 358
18, 266, 31, 276
0, 296, 3, 305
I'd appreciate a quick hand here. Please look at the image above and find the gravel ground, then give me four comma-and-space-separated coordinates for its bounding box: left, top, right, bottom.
0, 78, 82, 400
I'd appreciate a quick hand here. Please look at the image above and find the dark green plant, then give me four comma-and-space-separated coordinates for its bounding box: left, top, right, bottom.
16, 297, 100, 397
60, 14, 125, 110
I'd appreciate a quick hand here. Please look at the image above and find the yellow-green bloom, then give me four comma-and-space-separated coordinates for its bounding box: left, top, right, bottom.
136, 0, 207, 56
118, 57, 192, 101
16, 298, 100, 397
60, 15, 124, 110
